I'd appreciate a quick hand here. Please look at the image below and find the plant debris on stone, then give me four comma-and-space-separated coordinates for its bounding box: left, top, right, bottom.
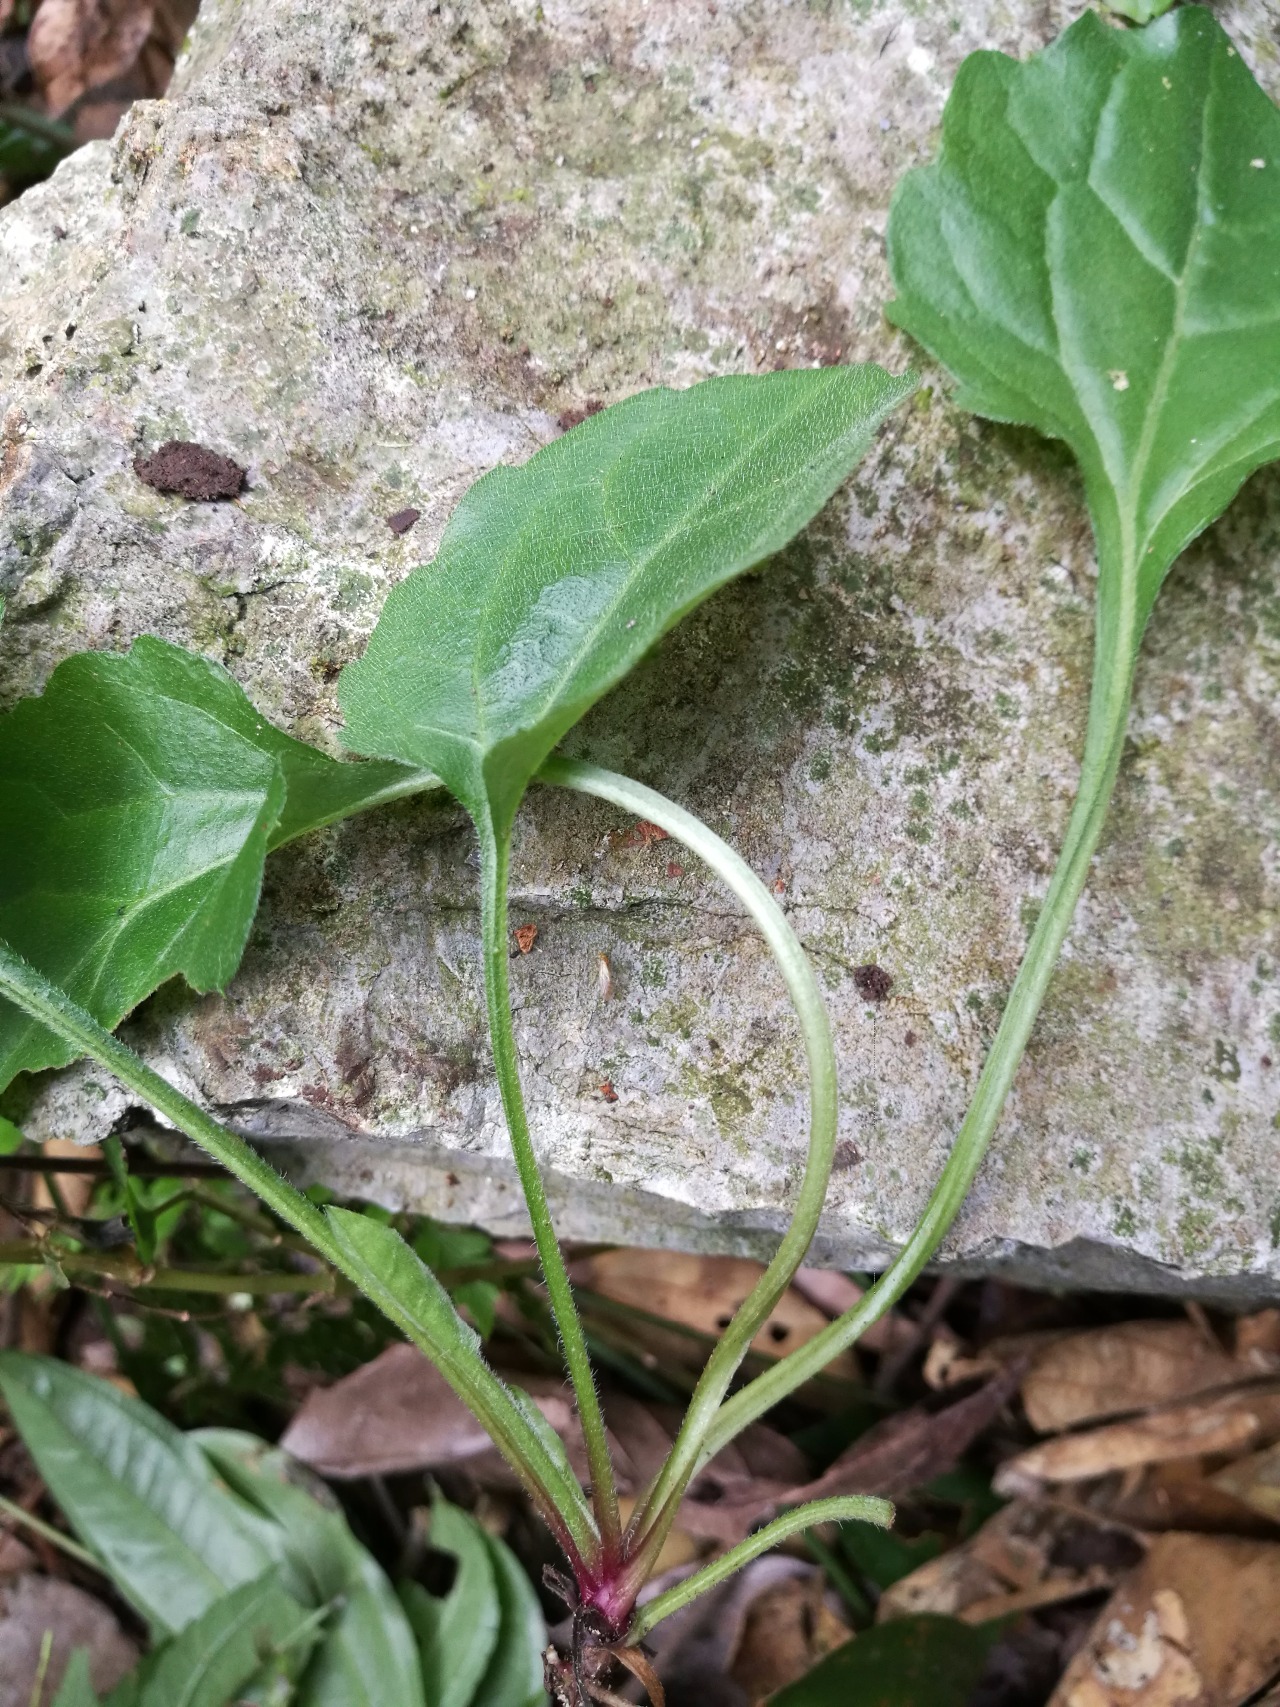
132, 439, 245, 501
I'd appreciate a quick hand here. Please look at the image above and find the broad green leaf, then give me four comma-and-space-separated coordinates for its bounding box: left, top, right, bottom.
887, 8, 1280, 648
0, 636, 429, 1090
767, 1614, 998, 1707
339, 368, 914, 838
192, 1429, 426, 1707
0, 1353, 281, 1634
401, 1499, 501, 1707
0, 1114, 23, 1155
51, 1650, 100, 1707
471, 1532, 547, 1707
323, 1208, 595, 1556
133, 1572, 316, 1707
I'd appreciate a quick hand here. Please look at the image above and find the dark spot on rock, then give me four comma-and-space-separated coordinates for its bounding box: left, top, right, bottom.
387, 506, 421, 535
853, 963, 893, 1003
134, 440, 245, 501
557, 399, 604, 432
833, 1139, 862, 1170
904, 1029, 918, 1047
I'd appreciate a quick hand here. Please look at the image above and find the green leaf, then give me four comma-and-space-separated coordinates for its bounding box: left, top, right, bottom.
339, 368, 914, 838
887, 7, 1280, 641
51, 1650, 100, 1707
133, 1572, 317, 1707
401, 1500, 500, 1707
191, 1430, 427, 1707
0, 1353, 281, 1634
322, 1208, 596, 1559
838, 1522, 943, 1592
470, 1532, 547, 1707
766, 1614, 999, 1707
0, 1114, 23, 1155
0, 636, 429, 1090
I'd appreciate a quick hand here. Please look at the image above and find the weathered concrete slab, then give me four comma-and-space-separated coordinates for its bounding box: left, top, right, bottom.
2, 0, 1278, 1300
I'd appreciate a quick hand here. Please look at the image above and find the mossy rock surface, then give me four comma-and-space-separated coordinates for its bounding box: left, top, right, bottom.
2, 0, 1278, 1298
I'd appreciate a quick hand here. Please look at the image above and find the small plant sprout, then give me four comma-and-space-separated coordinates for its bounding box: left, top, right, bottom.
0, 8, 1277, 1702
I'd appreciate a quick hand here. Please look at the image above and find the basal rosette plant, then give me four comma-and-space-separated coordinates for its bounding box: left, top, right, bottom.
0, 8, 1277, 1702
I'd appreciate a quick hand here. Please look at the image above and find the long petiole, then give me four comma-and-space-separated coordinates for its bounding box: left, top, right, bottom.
0, 942, 597, 1566
689, 625, 1138, 1467
538, 757, 839, 1563
478, 819, 621, 1560
626, 1495, 893, 1643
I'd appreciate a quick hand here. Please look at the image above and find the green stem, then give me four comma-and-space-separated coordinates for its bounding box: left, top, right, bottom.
0, 1491, 100, 1572
0, 942, 593, 1563
626, 1495, 893, 1643
539, 758, 839, 1563
693, 630, 1137, 1466
477, 818, 621, 1561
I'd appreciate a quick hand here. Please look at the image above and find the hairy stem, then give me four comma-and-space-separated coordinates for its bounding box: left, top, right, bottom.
477, 820, 621, 1562
626, 1495, 893, 1642
0, 943, 595, 1564
538, 757, 839, 1568
692, 628, 1137, 1464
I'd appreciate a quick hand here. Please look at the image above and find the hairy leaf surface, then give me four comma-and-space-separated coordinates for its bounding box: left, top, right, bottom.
339, 368, 914, 837
0, 637, 427, 1089
887, 7, 1280, 634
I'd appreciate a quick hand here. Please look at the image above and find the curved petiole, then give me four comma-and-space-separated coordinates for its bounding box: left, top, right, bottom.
538, 757, 839, 1570
626, 1495, 893, 1643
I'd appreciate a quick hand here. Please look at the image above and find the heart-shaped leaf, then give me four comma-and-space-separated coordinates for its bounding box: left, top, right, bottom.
339, 367, 914, 837
887, 6, 1280, 638
0, 636, 429, 1089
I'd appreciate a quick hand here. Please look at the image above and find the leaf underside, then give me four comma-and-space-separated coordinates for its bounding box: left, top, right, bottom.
339, 366, 916, 836
0, 636, 424, 1090
887, 6, 1280, 627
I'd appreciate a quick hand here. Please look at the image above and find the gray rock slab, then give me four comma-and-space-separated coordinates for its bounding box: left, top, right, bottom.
2, 0, 1279, 1301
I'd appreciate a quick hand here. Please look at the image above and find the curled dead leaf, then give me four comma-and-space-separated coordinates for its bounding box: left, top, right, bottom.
996, 1386, 1280, 1495
28, 0, 155, 115
1019, 1320, 1245, 1434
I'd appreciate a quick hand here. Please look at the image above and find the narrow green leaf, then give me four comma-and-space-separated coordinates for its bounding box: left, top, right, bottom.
339, 367, 914, 838
400, 1500, 500, 1707
0, 1114, 23, 1155
887, 7, 1280, 634
471, 1532, 547, 1707
50, 1650, 100, 1707
0, 636, 430, 1090
323, 1208, 596, 1560
191, 1429, 427, 1707
766, 1614, 999, 1707
0, 105, 74, 189
0, 1354, 281, 1634
134, 1571, 316, 1707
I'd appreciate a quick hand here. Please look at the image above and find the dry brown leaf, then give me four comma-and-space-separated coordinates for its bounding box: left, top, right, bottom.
791, 1267, 904, 1356
878, 1500, 1143, 1626
1211, 1441, 1280, 1522
33, 1139, 99, 1221
1020, 1320, 1245, 1434
728, 1573, 851, 1705
1050, 1532, 1280, 1707
574, 1250, 857, 1376
1090, 1456, 1280, 1537
1236, 1309, 1280, 1371
996, 1386, 1280, 1495
0, 1575, 137, 1707
28, 0, 155, 115
281, 1343, 499, 1476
